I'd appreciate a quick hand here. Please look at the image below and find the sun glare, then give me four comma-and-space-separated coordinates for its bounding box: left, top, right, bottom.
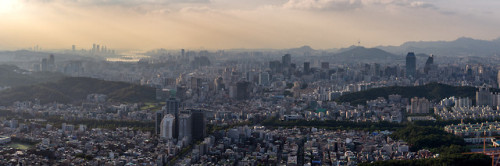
0, 0, 21, 14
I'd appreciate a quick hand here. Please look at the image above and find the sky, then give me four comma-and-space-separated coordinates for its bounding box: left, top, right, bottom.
0, 0, 499, 50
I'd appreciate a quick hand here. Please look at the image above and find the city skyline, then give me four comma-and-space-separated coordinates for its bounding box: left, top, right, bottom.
1, 0, 500, 50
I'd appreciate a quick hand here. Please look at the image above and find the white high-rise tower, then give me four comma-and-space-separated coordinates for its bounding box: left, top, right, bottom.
160, 114, 175, 139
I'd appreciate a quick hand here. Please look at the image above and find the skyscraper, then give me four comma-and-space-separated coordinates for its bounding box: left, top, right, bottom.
405, 52, 416, 78
49, 54, 54, 64
165, 98, 180, 139
48, 54, 55, 71
41, 58, 48, 72
303, 62, 310, 75
321, 62, 329, 70
178, 114, 192, 143
269, 61, 282, 73
165, 98, 180, 116
476, 85, 493, 107
424, 54, 434, 74
214, 76, 224, 92
282, 54, 291, 68
236, 81, 250, 100
191, 109, 206, 141
497, 70, 500, 88
258, 72, 270, 86
410, 97, 430, 114
160, 114, 175, 139
155, 111, 164, 135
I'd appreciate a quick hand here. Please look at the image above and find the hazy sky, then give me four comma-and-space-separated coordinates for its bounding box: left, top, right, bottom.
0, 0, 499, 50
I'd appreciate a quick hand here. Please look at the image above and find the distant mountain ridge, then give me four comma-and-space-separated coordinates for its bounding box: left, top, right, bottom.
0, 50, 100, 62
331, 46, 402, 63
378, 37, 500, 57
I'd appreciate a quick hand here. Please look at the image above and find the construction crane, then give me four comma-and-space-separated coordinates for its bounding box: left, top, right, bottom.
463, 134, 500, 166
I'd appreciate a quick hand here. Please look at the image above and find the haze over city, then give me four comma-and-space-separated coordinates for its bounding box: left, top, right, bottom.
4, 0, 500, 165
1, 0, 500, 50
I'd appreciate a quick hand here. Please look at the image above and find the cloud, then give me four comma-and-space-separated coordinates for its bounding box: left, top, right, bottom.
24, 0, 210, 7
282, 0, 440, 12
179, 6, 214, 13
21, 0, 212, 15
409, 1, 437, 9
283, 0, 363, 11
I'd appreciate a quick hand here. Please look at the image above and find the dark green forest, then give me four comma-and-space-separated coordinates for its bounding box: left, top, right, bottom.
0, 77, 156, 105
335, 83, 482, 105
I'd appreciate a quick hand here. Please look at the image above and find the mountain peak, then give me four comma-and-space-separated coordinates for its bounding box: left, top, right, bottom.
379, 37, 500, 56
333, 46, 399, 63
286, 45, 316, 53
299, 45, 312, 49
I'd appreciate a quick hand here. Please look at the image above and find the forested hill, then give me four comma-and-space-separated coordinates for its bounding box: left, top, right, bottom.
335, 83, 488, 106
0, 64, 64, 87
0, 77, 156, 105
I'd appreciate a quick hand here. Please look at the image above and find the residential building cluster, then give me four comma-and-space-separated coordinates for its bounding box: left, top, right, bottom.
178, 127, 432, 165
435, 106, 500, 120
445, 121, 500, 137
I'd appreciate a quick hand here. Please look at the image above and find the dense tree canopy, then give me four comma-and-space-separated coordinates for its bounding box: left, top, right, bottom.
335, 83, 479, 105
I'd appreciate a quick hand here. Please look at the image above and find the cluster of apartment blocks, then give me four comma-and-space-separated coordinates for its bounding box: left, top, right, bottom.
178, 127, 433, 165
435, 106, 500, 120
445, 121, 500, 137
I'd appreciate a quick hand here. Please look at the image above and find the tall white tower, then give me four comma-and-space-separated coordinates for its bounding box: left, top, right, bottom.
160, 114, 175, 139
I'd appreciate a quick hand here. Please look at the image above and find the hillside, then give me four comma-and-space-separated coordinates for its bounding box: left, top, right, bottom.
286, 45, 316, 54
0, 77, 156, 105
378, 37, 500, 57
332, 46, 402, 63
335, 83, 478, 106
0, 65, 64, 87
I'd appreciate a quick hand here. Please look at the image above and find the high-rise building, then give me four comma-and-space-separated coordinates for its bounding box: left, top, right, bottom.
303, 62, 310, 75
497, 70, 500, 88
424, 54, 434, 74
49, 54, 55, 68
155, 111, 164, 135
72, 45, 76, 52
41, 58, 48, 71
190, 77, 202, 90
406, 52, 416, 78
455, 97, 472, 108
282, 54, 291, 68
269, 61, 282, 73
410, 97, 430, 114
229, 84, 237, 99
160, 114, 175, 139
236, 81, 250, 100
165, 98, 180, 139
214, 77, 224, 92
258, 72, 270, 86
476, 85, 493, 107
191, 109, 206, 141
165, 98, 180, 116
178, 114, 192, 143
321, 62, 329, 70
